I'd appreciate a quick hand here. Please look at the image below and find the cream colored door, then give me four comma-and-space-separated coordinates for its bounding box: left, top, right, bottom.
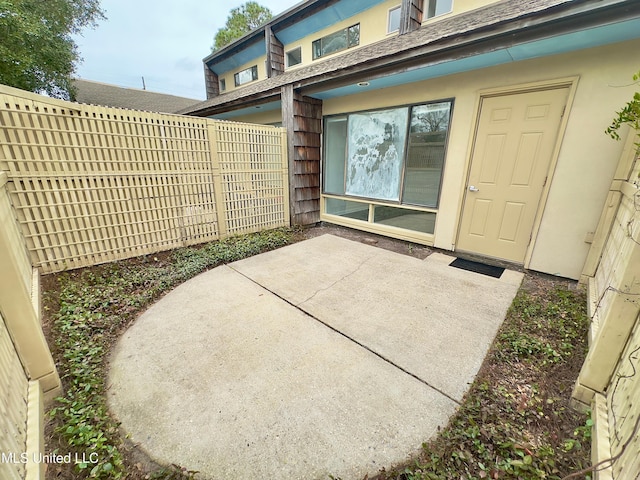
457, 87, 569, 263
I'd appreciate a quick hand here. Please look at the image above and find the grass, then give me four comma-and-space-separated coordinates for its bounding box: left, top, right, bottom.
43, 230, 592, 480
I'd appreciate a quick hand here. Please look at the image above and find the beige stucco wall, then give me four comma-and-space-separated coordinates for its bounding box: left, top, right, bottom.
229, 108, 282, 125
221, 0, 502, 93
283, 0, 402, 72
221, 1, 402, 91
218, 53, 268, 95
281, 0, 501, 71
322, 38, 640, 279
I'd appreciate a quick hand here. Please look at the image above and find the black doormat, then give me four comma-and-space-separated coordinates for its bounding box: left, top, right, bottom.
449, 258, 505, 278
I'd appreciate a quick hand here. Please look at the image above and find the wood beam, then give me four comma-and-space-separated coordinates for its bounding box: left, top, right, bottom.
400, 0, 424, 35
204, 65, 219, 99
266, 26, 285, 78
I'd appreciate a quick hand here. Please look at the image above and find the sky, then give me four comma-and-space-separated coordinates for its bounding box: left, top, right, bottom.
73, 0, 300, 100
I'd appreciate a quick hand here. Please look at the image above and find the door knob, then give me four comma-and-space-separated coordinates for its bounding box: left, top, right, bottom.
468, 185, 480, 192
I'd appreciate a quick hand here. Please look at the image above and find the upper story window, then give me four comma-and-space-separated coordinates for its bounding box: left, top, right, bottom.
219, 78, 226, 92
234, 65, 258, 87
312, 24, 360, 60
286, 47, 302, 68
388, 6, 401, 33
426, 0, 453, 19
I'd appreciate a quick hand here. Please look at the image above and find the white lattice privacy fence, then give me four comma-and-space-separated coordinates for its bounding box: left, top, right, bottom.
0, 85, 289, 273
0, 311, 29, 480
573, 131, 640, 480
0, 83, 289, 479
1, 168, 58, 480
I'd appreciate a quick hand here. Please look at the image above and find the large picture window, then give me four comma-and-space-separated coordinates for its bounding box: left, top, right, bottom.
346, 108, 408, 201
323, 100, 453, 209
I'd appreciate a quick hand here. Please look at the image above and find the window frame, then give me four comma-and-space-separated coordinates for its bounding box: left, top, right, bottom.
312, 23, 360, 60
425, 0, 453, 20
387, 5, 401, 34
322, 98, 454, 209
286, 47, 302, 68
219, 78, 226, 92
233, 65, 258, 87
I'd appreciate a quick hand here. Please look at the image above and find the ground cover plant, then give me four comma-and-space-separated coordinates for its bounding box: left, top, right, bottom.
42, 227, 592, 479
372, 275, 592, 480
43, 228, 297, 480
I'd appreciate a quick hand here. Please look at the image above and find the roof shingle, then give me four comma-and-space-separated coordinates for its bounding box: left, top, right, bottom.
74, 79, 200, 114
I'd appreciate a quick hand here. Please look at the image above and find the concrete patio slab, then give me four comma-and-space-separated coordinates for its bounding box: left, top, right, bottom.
232, 235, 523, 401
108, 234, 523, 480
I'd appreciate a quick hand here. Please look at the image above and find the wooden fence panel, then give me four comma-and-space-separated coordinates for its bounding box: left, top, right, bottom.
0, 85, 288, 273
574, 133, 640, 480
1, 171, 58, 480
0, 311, 29, 480
606, 313, 640, 480
574, 138, 640, 403
214, 121, 289, 235
0, 85, 288, 480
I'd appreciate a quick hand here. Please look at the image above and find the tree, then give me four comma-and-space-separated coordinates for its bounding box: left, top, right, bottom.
0, 0, 105, 99
213, 2, 272, 51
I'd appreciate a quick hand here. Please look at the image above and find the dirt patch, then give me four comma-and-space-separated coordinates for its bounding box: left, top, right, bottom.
297, 222, 433, 259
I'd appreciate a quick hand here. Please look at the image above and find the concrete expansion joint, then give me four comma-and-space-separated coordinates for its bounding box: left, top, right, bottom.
295, 255, 377, 307
227, 262, 462, 406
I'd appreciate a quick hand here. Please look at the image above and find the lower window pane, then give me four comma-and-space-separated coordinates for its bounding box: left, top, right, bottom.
325, 198, 369, 221
402, 142, 444, 207
373, 206, 436, 234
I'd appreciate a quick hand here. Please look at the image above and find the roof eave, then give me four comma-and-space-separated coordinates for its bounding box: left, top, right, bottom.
184, 91, 282, 117
187, 0, 640, 117
202, 0, 332, 65
299, 0, 640, 95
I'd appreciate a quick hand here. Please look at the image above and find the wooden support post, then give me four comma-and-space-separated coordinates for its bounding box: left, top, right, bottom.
280, 128, 291, 227
207, 122, 228, 239
590, 393, 614, 480
25, 381, 46, 480
281, 85, 322, 225
400, 0, 424, 35
573, 131, 639, 406
281, 85, 297, 224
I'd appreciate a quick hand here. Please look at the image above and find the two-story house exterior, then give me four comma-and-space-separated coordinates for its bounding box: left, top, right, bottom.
181, 0, 640, 280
